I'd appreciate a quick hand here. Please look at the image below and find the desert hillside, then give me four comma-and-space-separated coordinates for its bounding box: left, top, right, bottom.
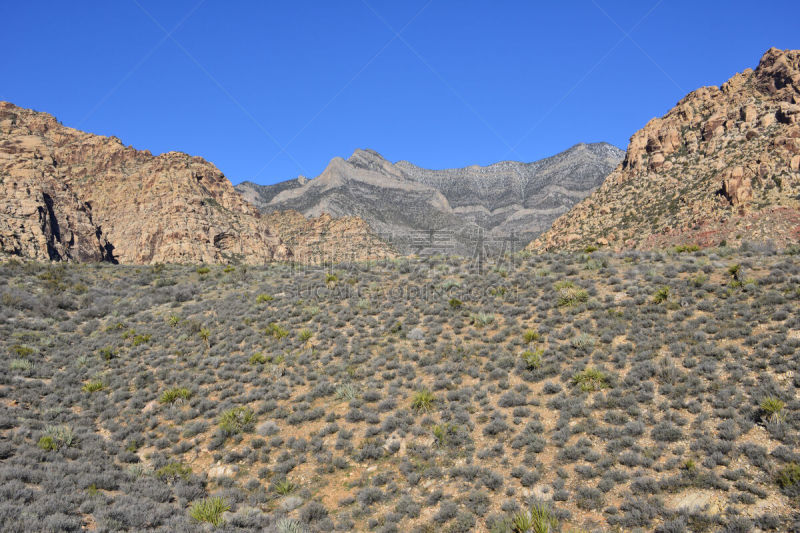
531, 48, 800, 253
1, 249, 798, 531
0, 103, 392, 265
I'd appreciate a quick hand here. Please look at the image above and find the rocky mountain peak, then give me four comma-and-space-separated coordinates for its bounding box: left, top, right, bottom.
531, 48, 800, 252
346, 148, 392, 172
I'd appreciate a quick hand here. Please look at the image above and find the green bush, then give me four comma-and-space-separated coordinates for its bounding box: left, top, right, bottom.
37, 425, 75, 451
449, 298, 463, 309
760, 396, 785, 423
469, 312, 495, 327
256, 293, 273, 303
160, 387, 192, 404
523, 329, 541, 344
189, 497, 229, 526
156, 462, 192, 482
521, 349, 543, 370
511, 502, 558, 532
196, 266, 210, 275
272, 478, 296, 495
555, 281, 588, 307
266, 323, 289, 340
10, 359, 32, 371
219, 406, 256, 436
298, 328, 313, 342
653, 286, 670, 304
249, 352, 267, 365
776, 463, 800, 490
412, 390, 435, 412
571, 368, 609, 392
82, 380, 104, 393
132, 334, 151, 346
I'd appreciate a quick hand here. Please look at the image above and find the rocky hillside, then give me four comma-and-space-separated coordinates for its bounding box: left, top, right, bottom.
0, 102, 392, 264
531, 48, 800, 252
237, 143, 623, 255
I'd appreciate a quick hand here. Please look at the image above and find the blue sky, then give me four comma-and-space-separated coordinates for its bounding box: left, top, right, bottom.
1, 1, 798, 185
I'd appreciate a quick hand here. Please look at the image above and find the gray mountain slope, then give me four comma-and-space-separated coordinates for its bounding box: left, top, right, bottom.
237, 142, 623, 255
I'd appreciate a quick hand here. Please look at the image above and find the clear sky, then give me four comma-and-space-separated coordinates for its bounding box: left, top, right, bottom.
1, 1, 798, 185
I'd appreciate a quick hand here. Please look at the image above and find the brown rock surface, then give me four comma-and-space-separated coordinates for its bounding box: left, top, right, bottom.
0, 102, 393, 264
530, 48, 800, 252
262, 210, 395, 265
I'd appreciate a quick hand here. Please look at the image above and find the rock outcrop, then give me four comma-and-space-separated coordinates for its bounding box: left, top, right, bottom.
0, 102, 392, 264
237, 143, 623, 255
531, 48, 800, 252
262, 210, 395, 265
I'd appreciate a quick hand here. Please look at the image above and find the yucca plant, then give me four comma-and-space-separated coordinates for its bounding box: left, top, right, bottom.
761, 396, 785, 423
82, 380, 104, 393
571, 367, 609, 392
189, 497, 229, 526
219, 406, 255, 436
159, 387, 192, 404
412, 389, 435, 412
653, 286, 670, 303
521, 348, 543, 370
272, 478, 296, 495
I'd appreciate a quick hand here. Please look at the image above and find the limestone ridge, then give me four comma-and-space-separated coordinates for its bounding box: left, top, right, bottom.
236, 143, 623, 255
0, 102, 393, 264
531, 48, 800, 252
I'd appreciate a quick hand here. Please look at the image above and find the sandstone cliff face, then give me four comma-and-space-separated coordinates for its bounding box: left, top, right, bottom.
531, 48, 800, 252
262, 210, 395, 265
237, 143, 623, 255
0, 102, 392, 264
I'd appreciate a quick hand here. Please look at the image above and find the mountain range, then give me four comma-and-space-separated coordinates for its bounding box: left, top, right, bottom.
1, 47, 798, 264
237, 143, 623, 255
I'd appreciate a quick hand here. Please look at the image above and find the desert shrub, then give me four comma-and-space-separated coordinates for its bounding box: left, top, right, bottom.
571, 368, 608, 392
470, 313, 495, 327
249, 352, 267, 365
219, 406, 256, 436
760, 396, 785, 423
412, 390, 435, 412
523, 329, 541, 343
266, 323, 289, 340
298, 328, 313, 342
155, 462, 191, 482
272, 478, 296, 495
653, 286, 670, 304
37, 425, 76, 451
555, 281, 588, 307
189, 497, 229, 526
521, 349, 543, 370
82, 380, 105, 393
776, 462, 800, 490
511, 501, 558, 533
159, 387, 192, 404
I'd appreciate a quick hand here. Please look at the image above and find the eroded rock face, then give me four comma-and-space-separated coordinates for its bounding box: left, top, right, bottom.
0, 102, 393, 264
261, 210, 394, 265
531, 48, 800, 252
